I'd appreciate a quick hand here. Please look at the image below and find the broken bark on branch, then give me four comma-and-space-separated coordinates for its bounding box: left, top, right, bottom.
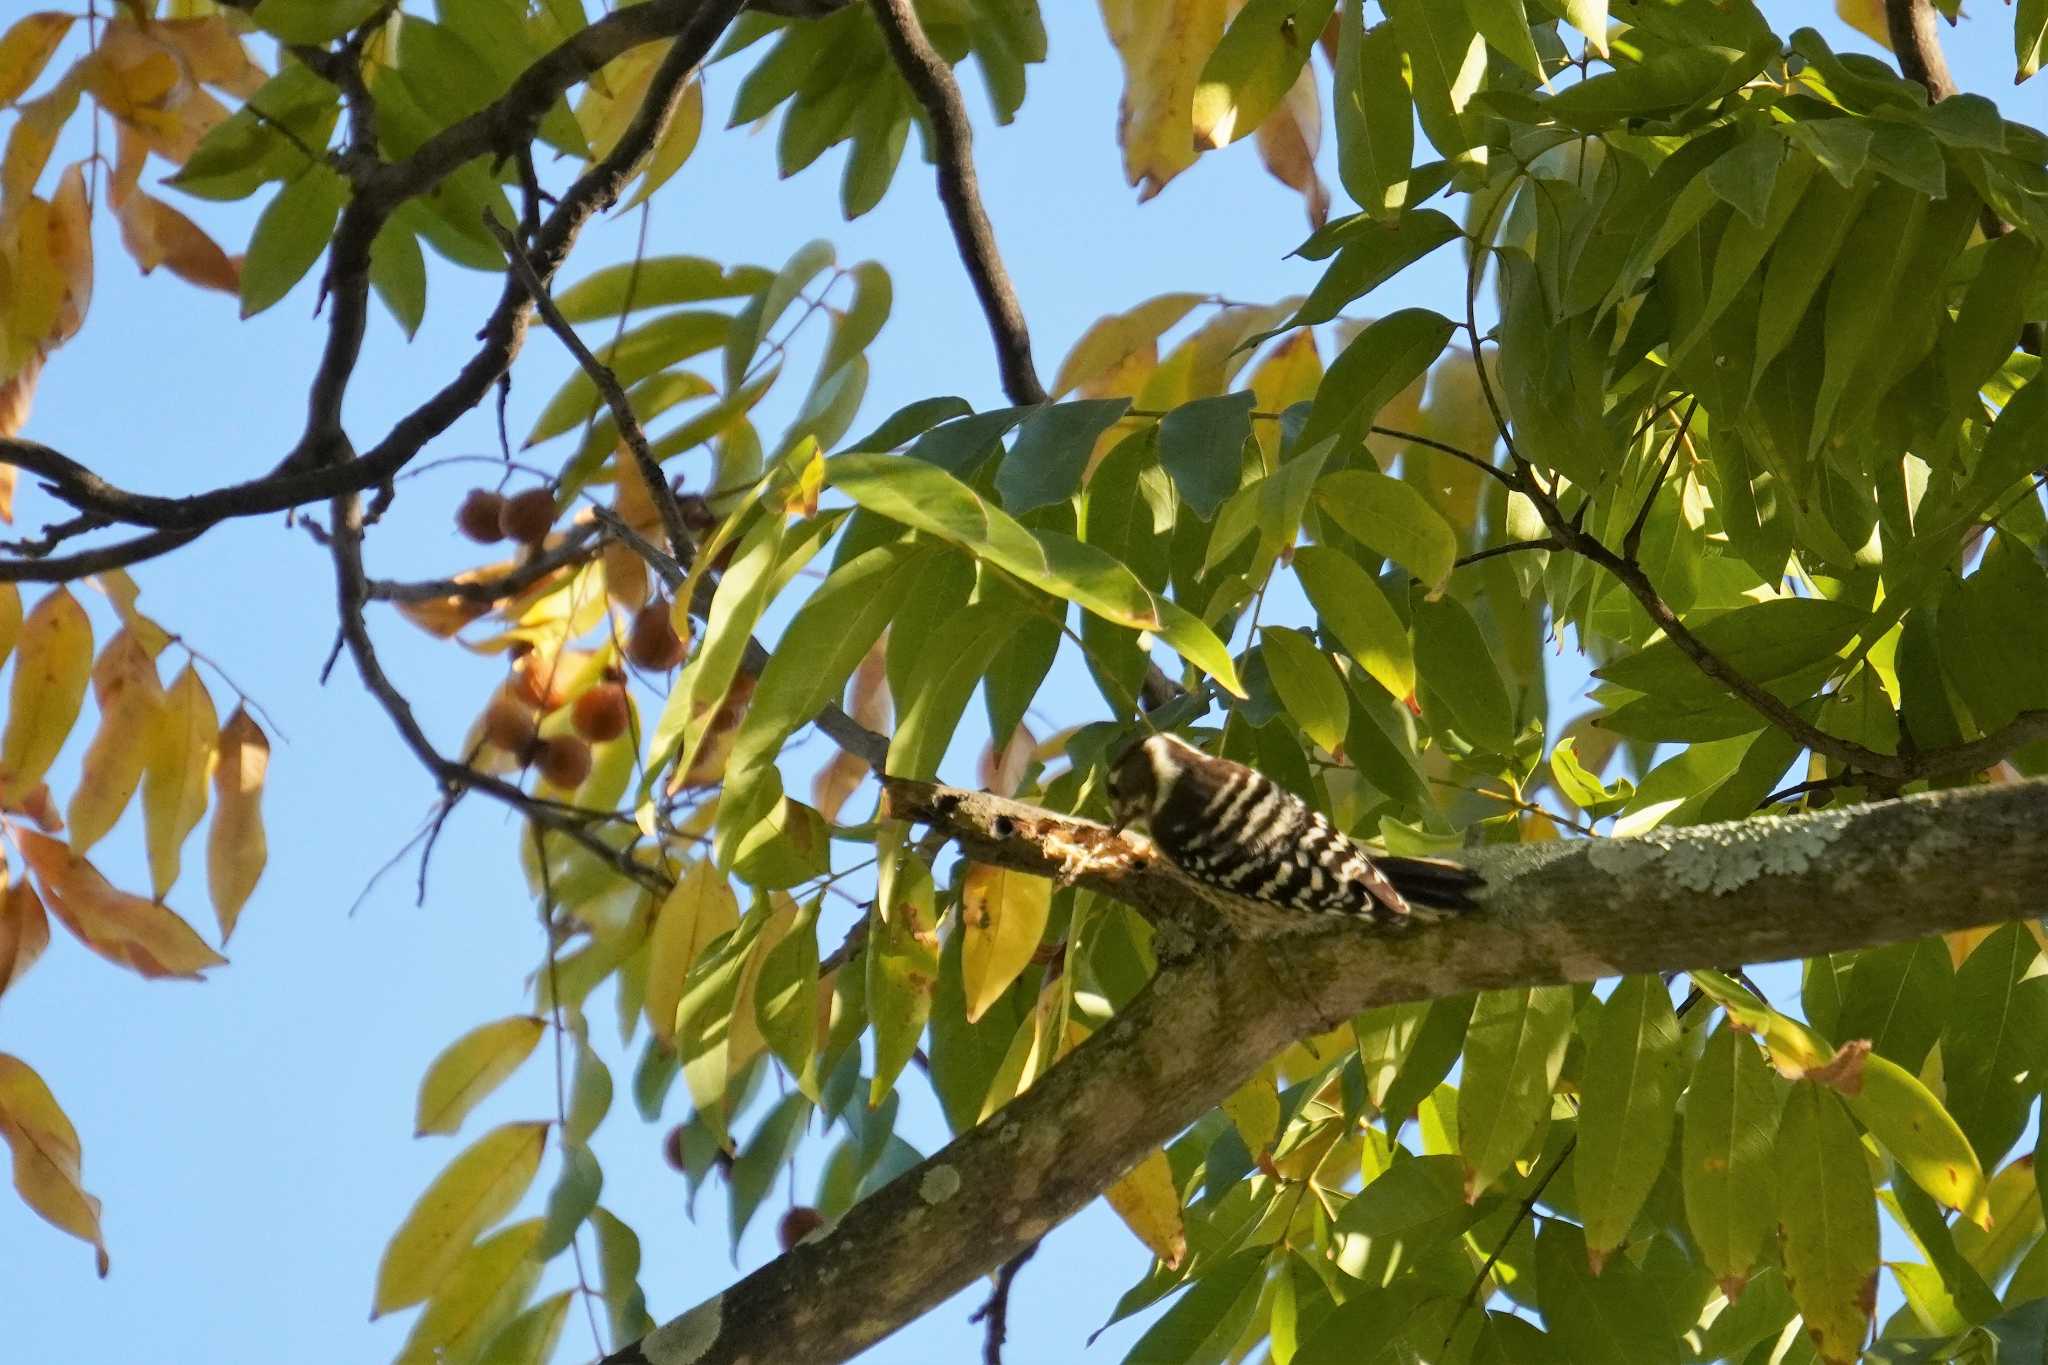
603, 777, 2048, 1365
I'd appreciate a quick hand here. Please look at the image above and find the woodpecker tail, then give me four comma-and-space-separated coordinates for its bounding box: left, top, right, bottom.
1377, 855, 1484, 913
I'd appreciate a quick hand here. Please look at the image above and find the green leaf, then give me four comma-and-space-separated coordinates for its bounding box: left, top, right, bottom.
887, 601, 1022, 781
827, 453, 1244, 697
1542, 47, 1751, 130
1753, 172, 1871, 385
1592, 597, 1864, 701
1191, 0, 1336, 147
1683, 1024, 1783, 1294
1300, 308, 1456, 448
1776, 1082, 1881, 1364
1336, 1153, 1482, 1246
1834, 937, 1953, 1074
729, 1093, 811, 1252
1411, 591, 1517, 753
475, 1290, 572, 1365
674, 903, 767, 1140
1382, 0, 1483, 159
1379, 994, 1474, 1124
524, 310, 730, 445
1844, 1051, 1988, 1228
1294, 545, 1414, 698
591, 1208, 654, 1344
1966, 372, 2048, 515
1575, 975, 1686, 1266
1292, 211, 1462, 326
1533, 1220, 1680, 1365
1465, 0, 1542, 77
1458, 986, 1573, 1199
904, 406, 1032, 475
1809, 185, 1928, 456
372, 1121, 549, 1315
1121, 1246, 1268, 1365
1315, 468, 1459, 594
1333, 5, 1415, 217
1704, 127, 1783, 227
251, 0, 381, 43
1260, 628, 1350, 754
564, 1034, 611, 1148
239, 165, 347, 318
553, 257, 771, 322
868, 843, 938, 1105
755, 895, 821, 1096
819, 260, 891, 378
1946, 234, 2041, 410
535, 1142, 602, 1258
846, 396, 975, 454
1158, 393, 1254, 519
2021, 0, 2047, 80
1939, 922, 2048, 1169
997, 399, 1133, 513
413, 1015, 546, 1137
397, 1219, 543, 1363
368, 219, 426, 338
725, 238, 835, 391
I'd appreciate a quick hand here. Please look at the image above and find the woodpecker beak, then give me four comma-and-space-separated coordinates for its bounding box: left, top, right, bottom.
1107, 811, 1131, 837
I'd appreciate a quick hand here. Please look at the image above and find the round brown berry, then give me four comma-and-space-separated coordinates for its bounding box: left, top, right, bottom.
571, 682, 630, 743
536, 734, 592, 789
498, 487, 558, 545
778, 1206, 826, 1252
456, 489, 506, 543
627, 601, 686, 671
482, 692, 539, 753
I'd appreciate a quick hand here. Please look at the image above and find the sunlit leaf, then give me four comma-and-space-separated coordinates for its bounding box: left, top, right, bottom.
18, 831, 224, 981
0, 587, 91, 806
415, 1016, 547, 1138
643, 860, 739, 1047
1684, 1021, 1784, 1296
1576, 975, 1686, 1268
1776, 1082, 1879, 1365
65, 630, 165, 854
1104, 1147, 1187, 1268
396, 1219, 543, 1365
0, 1053, 106, 1275
206, 706, 269, 941
959, 862, 1052, 1025
1459, 985, 1572, 1200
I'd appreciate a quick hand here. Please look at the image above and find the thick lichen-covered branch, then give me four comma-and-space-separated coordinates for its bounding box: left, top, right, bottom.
603, 777, 2048, 1365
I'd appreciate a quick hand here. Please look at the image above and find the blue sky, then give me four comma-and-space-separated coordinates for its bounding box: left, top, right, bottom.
0, 5, 2034, 1363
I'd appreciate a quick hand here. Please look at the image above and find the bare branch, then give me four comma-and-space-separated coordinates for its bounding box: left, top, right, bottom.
867, 0, 1045, 406
604, 777, 2048, 1365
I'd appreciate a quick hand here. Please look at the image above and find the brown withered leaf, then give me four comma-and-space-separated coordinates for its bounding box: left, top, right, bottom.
115, 188, 238, 293
811, 639, 889, 821
0, 868, 51, 998
17, 830, 225, 980
155, 16, 266, 98
1255, 64, 1330, 229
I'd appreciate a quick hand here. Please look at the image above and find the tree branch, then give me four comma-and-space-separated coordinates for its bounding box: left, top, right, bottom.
867, 0, 1045, 406
603, 776, 2048, 1365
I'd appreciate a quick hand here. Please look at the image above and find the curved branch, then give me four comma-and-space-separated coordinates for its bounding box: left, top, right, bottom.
868, 0, 1045, 406
603, 776, 2048, 1365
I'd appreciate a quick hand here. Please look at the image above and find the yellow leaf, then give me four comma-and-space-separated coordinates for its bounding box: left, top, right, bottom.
66, 629, 167, 854
1053, 292, 1204, 398
142, 663, 217, 900
396, 1219, 544, 1365
5, 198, 60, 372
0, 13, 74, 107
0, 866, 50, 998
0, 583, 21, 667
624, 76, 701, 209
372, 1121, 549, 1317
88, 569, 169, 657
1835, 0, 1890, 49
155, 16, 267, 98
1, 69, 80, 213
0, 587, 92, 807
18, 830, 224, 979
1098, 0, 1227, 200
1104, 1147, 1187, 1268
44, 165, 92, 347
642, 859, 738, 1046
1221, 1064, 1281, 1155
206, 705, 269, 940
0, 1052, 106, 1275
415, 1016, 547, 1137
959, 861, 1052, 1024
576, 40, 665, 162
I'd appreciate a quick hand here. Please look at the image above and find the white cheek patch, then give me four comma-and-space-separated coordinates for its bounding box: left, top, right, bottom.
1143, 739, 1180, 817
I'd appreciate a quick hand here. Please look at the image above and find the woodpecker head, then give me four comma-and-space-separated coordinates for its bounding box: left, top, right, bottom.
1106, 732, 1202, 833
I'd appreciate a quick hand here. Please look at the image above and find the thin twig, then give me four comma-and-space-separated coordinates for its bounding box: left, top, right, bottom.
867, 0, 1045, 405
1620, 397, 1698, 561
1452, 538, 1557, 570
967, 1239, 1041, 1365
485, 212, 697, 569
1370, 425, 1515, 491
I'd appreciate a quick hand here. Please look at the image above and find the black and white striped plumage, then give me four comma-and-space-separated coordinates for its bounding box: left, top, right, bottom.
1106, 734, 1482, 922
